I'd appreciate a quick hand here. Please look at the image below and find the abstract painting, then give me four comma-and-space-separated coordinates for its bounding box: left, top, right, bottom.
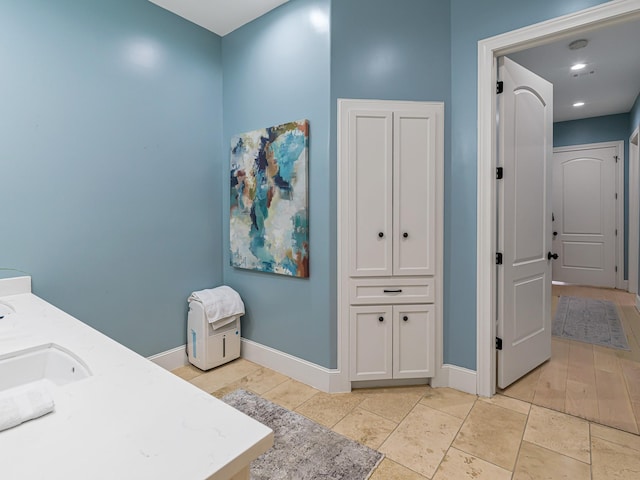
230, 119, 309, 277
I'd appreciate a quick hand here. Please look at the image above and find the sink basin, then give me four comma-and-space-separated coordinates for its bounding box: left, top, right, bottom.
0, 344, 92, 392
0, 300, 15, 317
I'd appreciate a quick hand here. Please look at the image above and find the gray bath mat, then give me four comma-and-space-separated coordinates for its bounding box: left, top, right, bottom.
553, 296, 630, 350
222, 389, 383, 480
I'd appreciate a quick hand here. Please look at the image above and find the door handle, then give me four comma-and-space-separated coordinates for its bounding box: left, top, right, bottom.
547, 252, 558, 260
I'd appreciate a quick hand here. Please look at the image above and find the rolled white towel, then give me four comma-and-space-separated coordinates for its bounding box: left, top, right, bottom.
188, 286, 245, 324
0, 380, 55, 432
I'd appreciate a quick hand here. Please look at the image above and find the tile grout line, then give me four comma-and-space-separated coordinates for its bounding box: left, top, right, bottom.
508, 397, 533, 479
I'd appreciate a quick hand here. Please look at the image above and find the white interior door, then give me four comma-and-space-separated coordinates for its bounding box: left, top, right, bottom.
497, 56, 553, 389
552, 144, 617, 288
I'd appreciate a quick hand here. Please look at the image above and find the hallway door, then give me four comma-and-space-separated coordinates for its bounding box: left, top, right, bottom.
552, 143, 618, 288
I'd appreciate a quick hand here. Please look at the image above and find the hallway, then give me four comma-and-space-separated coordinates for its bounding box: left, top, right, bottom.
501, 285, 640, 434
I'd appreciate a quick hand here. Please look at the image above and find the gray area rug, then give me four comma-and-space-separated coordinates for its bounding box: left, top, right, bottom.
553, 296, 630, 350
222, 389, 383, 480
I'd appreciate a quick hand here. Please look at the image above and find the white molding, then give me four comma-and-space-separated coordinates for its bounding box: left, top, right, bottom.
553, 141, 625, 289
431, 365, 477, 395
477, 0, 640, 398
240, 338, 349, 393
630, 128, 640, 294
636, 294, 640, 312
352, 378, 429, 389
148, 344, 188, 371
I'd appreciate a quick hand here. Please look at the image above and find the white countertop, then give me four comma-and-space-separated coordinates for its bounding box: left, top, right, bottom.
0, 277, 273, 480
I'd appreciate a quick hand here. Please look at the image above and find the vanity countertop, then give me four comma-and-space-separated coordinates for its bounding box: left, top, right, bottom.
0, 277, 272, 480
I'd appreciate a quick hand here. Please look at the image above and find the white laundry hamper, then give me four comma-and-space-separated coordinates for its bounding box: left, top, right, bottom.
187, 300, 241, 371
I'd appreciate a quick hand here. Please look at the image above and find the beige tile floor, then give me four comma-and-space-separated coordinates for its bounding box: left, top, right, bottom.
502, 285, 640, 435
173, 357, 640, 479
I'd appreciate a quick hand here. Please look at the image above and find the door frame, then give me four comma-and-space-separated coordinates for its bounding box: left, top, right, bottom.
630, 128, 640, 295
476, 0, 640, 397
553, 141, 625, 290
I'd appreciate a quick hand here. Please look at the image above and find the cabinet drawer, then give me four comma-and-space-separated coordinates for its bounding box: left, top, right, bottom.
350, 278, 434, 305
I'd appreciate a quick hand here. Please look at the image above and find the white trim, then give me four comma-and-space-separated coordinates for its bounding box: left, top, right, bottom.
352, 378, 429, 389
337, 99, 447, 393
477, 0, 640, 398
630, 128, 640, 294
431, 365, 478, 395
553, 141, 625, 289
148, 344, 188, 371
240, 338, 349, 393
636, 294, 640, 312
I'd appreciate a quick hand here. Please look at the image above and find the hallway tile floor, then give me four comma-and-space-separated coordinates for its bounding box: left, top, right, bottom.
501, 285, 640, 435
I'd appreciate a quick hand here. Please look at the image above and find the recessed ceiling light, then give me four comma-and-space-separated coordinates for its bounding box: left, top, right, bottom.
571, 63, 586, 71
573, 102, 585, 107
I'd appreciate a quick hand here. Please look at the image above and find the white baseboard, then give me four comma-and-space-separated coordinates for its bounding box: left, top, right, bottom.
430, 364, 477, 395
148, 344, 188, 371
636, 294, 640, 313
149, 339, 478, 397
240, 338, 349, 393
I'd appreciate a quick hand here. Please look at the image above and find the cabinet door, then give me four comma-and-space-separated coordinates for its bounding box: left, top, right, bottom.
349, 306, 393, 380
348, 110, 393, 277
393, 305, 435, 379
393, 108, 440, 276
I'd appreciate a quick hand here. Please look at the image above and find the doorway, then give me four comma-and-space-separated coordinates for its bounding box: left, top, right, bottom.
477, 1, 640, 398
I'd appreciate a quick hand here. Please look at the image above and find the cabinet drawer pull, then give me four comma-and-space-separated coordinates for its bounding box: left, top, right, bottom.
383, 289, 403, 293
403, 316, 408, 321
378, 316, 384, 322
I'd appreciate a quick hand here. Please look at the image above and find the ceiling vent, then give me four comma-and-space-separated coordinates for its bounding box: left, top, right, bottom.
568, 39, 589, 50
571, 69, 595, 78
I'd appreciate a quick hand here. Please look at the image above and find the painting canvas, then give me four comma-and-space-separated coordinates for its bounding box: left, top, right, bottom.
230, 119, 309, 277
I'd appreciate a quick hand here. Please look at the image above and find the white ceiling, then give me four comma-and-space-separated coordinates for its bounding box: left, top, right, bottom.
509, 19, 640, 122
148, 0, 289, 36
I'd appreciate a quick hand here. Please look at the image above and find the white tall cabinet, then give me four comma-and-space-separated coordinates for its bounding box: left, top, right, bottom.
339, 99, 443, 384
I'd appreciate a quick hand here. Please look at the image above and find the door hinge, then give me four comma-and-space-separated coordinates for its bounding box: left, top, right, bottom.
616, 229, 618, 236
616, 266, 618, 272
496, 167, 504, 179
496, 337, 503, 350
615, 193, 618, 200
496, 252, 503, 265
497, 81, 504, 94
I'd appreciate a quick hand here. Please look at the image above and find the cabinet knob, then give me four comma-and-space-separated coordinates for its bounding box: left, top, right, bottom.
378, 232, 384, 238
378, 316, 384, 322
403, 232, 408, 238
403, 315, 408, 321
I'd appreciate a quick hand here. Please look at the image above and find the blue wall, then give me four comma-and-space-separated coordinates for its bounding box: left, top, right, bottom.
330, 0, 451, 366
554, 113, 630, 279
0, 0, 223, 356
221, 0, 333, 367
449, 0, 609, 369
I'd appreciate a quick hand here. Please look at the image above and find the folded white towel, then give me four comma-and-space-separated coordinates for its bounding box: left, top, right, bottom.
0, 380, 55, 432
188, 286, 245, 325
